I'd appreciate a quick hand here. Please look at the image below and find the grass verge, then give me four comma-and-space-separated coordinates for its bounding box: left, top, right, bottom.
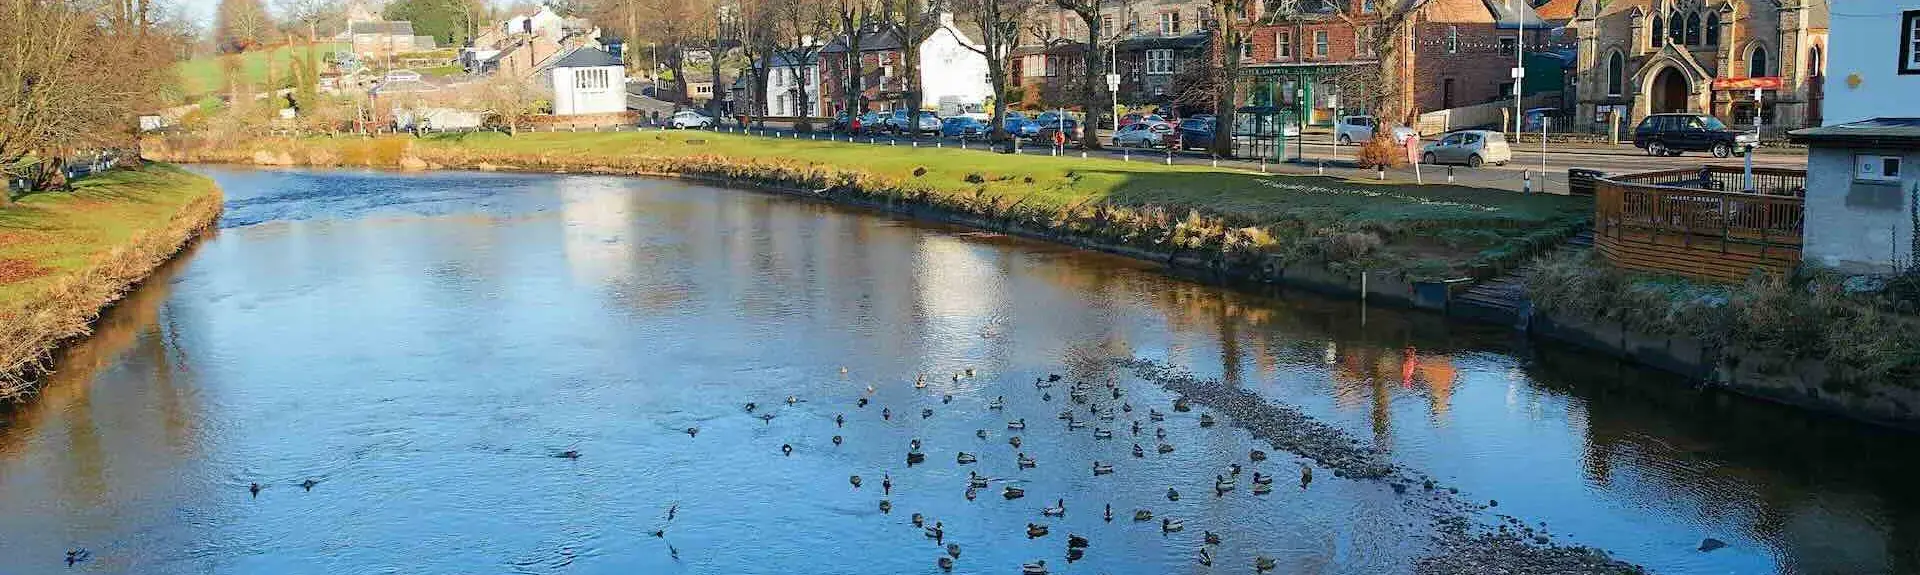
149, 130, 1589, 281
0, 164, 223, 398
173, 43, 347, 98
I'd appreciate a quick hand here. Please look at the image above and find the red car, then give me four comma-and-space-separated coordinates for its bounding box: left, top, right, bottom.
1117, 113, 1166, 130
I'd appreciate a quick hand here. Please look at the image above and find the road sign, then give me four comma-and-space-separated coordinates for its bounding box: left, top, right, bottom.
1511, 67, 1526, 79
1106, 74, 1120, 92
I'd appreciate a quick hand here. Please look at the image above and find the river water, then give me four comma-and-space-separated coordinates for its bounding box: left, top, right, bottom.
1, 166, 1915, 574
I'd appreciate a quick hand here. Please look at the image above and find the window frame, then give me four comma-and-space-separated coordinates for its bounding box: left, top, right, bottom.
1145, 49, 1176, 75
1652, 13, 1664, 48
1445, 25, 1458, 54
1747, 44, 1769, 78
1158, 11, 1181, 35
1276, 30, 1293, 60
1856, 154, 1905, 183
1499, 36, 1516, 57
1312, 29, 1329, 58
1606, 50, 1625, 96
1902, 10, 1920, 75
1705, 12, 1720, 45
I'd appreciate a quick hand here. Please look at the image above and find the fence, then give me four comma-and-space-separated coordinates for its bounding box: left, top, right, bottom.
1593, 166, 1806, 282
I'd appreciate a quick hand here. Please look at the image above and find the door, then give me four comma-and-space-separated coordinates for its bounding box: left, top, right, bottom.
1458, 133, 1482, 163
1677, 115, 1708, 150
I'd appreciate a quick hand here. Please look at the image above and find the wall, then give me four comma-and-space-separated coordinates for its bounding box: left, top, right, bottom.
1802, 145, 1918, 274
551, 65, 627, 115
1821, 4, 1918, 125
767, 65, 822, 117
921, 24, 992, 111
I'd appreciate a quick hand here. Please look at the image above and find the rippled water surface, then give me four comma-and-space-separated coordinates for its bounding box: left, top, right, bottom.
1, 166, 1916, 574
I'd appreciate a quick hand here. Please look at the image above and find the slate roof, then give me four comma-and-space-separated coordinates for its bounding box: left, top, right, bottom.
1790, 118, 1920, 146
348, 21, 414, 36
548, 46, 622, 68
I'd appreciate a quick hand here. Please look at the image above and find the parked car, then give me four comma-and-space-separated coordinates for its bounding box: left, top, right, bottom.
883, 110, 939, 134
908, 112, 943, 135
1420, 130, 1512, 167
1333, 115, 1416, 145
1118, 113, 1166, 129
1176, 118, 1216, 150
1111, 121, 1174, 148
1035, 118, 1081, 143
1002, 116, 1040, 138
942, 116, 989, 138
669, 110, 714, 129
852, 111, 883, 134
1632, 112, 1757, 158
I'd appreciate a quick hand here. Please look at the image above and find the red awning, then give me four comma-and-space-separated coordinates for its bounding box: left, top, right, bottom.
1712, 76, 1784, 91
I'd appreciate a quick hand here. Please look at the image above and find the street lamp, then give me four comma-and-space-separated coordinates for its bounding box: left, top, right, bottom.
1294, 86, 1305, 162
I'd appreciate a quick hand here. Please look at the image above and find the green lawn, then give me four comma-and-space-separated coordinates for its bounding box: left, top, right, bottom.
410, 131, 1590, 277
0, 165, 220, 313
174, 43, 346, 97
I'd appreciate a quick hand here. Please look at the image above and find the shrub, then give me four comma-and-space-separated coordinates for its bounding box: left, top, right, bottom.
1354, 136, 1405, 168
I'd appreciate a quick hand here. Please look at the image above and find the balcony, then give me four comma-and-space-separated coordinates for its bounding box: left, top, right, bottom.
1594, 166, 1805, 282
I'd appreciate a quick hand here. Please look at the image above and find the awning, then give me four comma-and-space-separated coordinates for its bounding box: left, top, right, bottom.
1712, 76, 1784, 91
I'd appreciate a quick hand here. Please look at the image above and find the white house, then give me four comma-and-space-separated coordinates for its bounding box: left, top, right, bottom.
765, 52, 822, 117
819, 11, 991, 116
1787, 4, 1920, 274
544, 47, 627, 115
920, 12, 992, 115
505, 5, 565, 40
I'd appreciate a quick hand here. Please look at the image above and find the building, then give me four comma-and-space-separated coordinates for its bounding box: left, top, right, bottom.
759, 52, 824, 117
544, 47, 627, 115
820, 11, 992, 116
336, 1, 426, 59
1568, 0, 1828, 135
1787, 4, 1919, 274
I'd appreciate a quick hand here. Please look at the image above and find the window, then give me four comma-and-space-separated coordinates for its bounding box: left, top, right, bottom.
1146, 49, 1175, 75
1668, 13, 1683, 45
1240, 39, 1253, 61
1606, 51, 1624, 96
1357, 26, 1375, 58
1652, 14, 1663, 47
1445, 26, 1458, 54
1685, 13, 1700, 46
1046, 54, 1063, 76
1101, 15, 1113, 35
1158, 11, 1181, 35
775, 94, 787, 115
1747, 44, 1768, 77
1313, 30, 1328, 57
1442, 78, 1455, 108
574, 68, 609, 90
1276, 30, 1293, 59
1705, 12, 1720, 45
1857, 154, 1904, 183
1903, 10, 1920, 74
1022, 54, 1045, 78
1499, 82, 1514, 97
1499, 37, 1516, 56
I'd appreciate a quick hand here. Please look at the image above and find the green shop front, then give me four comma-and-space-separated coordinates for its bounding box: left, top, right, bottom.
1240, 63, 1367, 127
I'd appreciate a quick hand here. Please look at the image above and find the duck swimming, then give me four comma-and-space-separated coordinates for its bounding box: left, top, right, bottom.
947, 543, 961, 558
786, 395, 801, 405
300, 479, 319, 491
850, 475, 863, 488
1252, 481, 1273, 495
1041, 392, 1052, 401
915, 374, 928, 389
910, 439, 922, 451
937, 556, 953, 571
1133, 509, 1153, 521
943, 394, 953, 404
686, 427, 699, 437
1026, 523, 1049, 537
1133, 444, 1145, 458
879, 499, 892, 513
956, 452, 977, 464
976, 429, 988, 439
1229, 463, 1242, 476
1161, 518, 1185, 532
1017, 453, 1037, 468
1122, 402, 1133, 412
1093, 428, 1113, 439
1104, 503, 1114, 522
913, 513, 925, 527
1198, 548, 1213, 566
857, 397, 869, 408
65, 549, 91, 566
1065, 419, 1086, 430
1042, 498, 1065, 516
969, 471, 989, 488
1155, 427, 1167, 439
556, 450, 582, 459
1149, 409, 1165, 421
1067, 534, 1089, 548
1167, 487, 1180, 501
925, 521, 944, 542
1250, 449, 1268, 462
1034, 378, 1053, 389
745, 402, 757, 412
1173, 398, 1191, 412
1198, 413, 1215, 427
758, 413, 776, 423
1009, 436, 1022, 448
1204, 530, 1221, 545
781, 444, 793, 456
988, 396, 1006, 410
908, 450, 927, 464
832, 435, 843, 445
1256, 555, 1277, 572
882, 408, 892, 420
1022, 559, 1049, 575
835, 414, 845, 427
965, 486, 978, 500
1301, 465, 1314, 489
1004, 486, 1026, 499
1007, 418, 1026, 430
1214, 474, 1236, 492
1057, 410, 1074, 420
965, 368, 976, 377
1131, 421, 1141, 435
1157, 443, 1174, 454
1252, 472, 1274, 485
1092, 461, 1114, 475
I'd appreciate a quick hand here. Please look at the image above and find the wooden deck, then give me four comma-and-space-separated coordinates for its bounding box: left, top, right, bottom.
1594, 166, 1805, 282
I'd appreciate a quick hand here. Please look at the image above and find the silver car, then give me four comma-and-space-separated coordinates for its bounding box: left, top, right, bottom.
1420, 130, 1512, 167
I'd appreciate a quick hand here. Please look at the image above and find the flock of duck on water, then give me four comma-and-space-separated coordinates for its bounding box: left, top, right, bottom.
722, 367, 1311, 574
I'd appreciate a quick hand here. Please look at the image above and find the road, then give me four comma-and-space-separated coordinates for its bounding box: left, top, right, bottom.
675, 122, 1808, 195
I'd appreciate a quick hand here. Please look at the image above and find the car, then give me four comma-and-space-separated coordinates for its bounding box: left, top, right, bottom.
1632, 113, 1757, 158
1420, 130, 1512, 167
881, 110, 938, 134
942, 116, 989, 138
1002, 116, 1040, 138
1333, 115, 1417, 145
908, 112, 943, 135
1035, 118, 1081, 143
1176, 118, 1216, 150
1118, 113, 1166, 129
669, 110, 714, 129
1111, 121, 1173, 148
850, 111, 883, 134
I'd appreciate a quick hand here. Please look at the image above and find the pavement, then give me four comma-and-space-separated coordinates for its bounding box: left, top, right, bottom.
656, 121, 1809, 196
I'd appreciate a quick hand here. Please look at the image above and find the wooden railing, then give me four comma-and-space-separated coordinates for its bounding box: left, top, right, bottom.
1594, 167, 1805, 282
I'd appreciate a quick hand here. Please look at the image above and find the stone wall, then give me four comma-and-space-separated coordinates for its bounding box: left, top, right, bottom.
1801, 145, 1918, 274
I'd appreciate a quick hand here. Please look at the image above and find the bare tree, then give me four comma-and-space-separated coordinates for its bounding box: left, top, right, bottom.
1200, 0, 1253, 157
892, 0, 924, 135
951, 0, 1036, 140
465, 76, 546, 134
1053, 0, 1103, 148
278, 0, 342, 41
831, 0, 876, 119
738, 0, 782, 126
775, 0, 833, 129
216, 0, 274, 52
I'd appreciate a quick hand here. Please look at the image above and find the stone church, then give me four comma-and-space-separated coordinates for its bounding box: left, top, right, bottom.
1568, 0, 1828, 134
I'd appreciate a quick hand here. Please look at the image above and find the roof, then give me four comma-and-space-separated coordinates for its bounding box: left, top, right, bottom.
1484, 0, 1549, 28
1790, 118, 1920, 146
1535, 0, 1577, 21
547, 46, 621, 68
347, 21, 414, 36
767, 51, 817, 68
1116, 32, 1210, 51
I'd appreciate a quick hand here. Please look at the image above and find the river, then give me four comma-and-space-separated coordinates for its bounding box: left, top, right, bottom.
0, 166, 1914, 574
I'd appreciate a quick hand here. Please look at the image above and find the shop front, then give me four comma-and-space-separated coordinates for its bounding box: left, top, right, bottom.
1241, 63, 1364, 127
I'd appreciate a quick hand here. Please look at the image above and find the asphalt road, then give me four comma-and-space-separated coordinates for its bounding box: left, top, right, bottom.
671, 122, 1808, 195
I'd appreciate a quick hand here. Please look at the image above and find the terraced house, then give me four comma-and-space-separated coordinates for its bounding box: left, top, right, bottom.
1568, 0, 1829, 134
1014, 0, 1215, 112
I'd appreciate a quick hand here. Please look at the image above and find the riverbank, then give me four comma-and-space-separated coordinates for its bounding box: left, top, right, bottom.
144, 131, 1589, 286
0, 163, 223, 398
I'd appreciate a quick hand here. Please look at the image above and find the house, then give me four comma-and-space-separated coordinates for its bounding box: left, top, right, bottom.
747, 51, 824, 117
1013, 0, 1213, 110
819, 11, 992, 116
1568, 0, 1829, 135
505, 5, 567, 41
1787, 4, 1919, 274
544, 47, 627, 115
336, 1, 423, 59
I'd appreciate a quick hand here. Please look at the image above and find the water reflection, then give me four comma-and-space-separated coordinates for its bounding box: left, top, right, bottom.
0, 167, 1913, 574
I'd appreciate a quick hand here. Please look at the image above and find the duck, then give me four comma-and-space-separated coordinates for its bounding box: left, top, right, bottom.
1198, 413, 1215, 427
1131, 421, 1141, 435
651, 528, 665, 537
686, 427, 699, 437
965, 486, 978, 500
249, 482, 262, 497
758, 413, 776, 423
1103, 503, 1114, 522
1057, 409, 1075, 420
956, 452, 977, 464
988, 396, 1006, 410
965, 368, 976, 377
947, 543, 962, 559
1250, 449, 1268, 462
1007, 418, 1026, 430
913, 513, 926, 527
1034, 378, 1053, 389
1017, 453, 1037, 468
883, 474, 893, 494
1009, 436, 1023, 449
1198, 547, 1213, 566
1166, 487, 1180, 501
1256, 555, 1278, 572
1092, 461, 1114, 475
1026, 523, 1049, 538
1048, 374, 1062, 382
1022, 559, 1049, 575
910, 438, 923, 451
925, 521, 944, 541
1133, 509, 1153, 521
300, 479, 319, 491
1149, 409, 1165, 421
1068, 388, 1088, 401
1133, 443, 1146, 458
1173, 398, 1191, 412
879, 499, 893, 513
840, 366, 849, 374
1214, 474, 1236, 492
1042, 498, 1065, 516
976, 429, 988, 439
969, 471, 990, 488
832, 435, 844, 445
1155, 427, 1167, 439
906, 451, 926, 465
1157, 443, 1174, 454
850, 475, 863, 488
1067, 533, 1089, 548
781, 444, 793, 456
1066, 418, 1086, 430
1301, 464, 1314, 489
835, 414, 845, 427
1161, 518, 1185, 532
915, 374, 928, 389
1093, 428, 1113, 439
1229, 463, 1242, 476
1252, 472, 1274, 485
857, 397, 869, 408
1122, 402, 1133, 412
745, 402, 757, 412
937, 556, 954, 571
65, 549, 91, 566
1204, 530, 1221, 545
1252, 481, 1273, 495
1004, 486, 1026, 499
866, 385, 876, 394
1111, 387, 1123, 399
881, 408, 892, 420
1098, 409, 1115, 421
786, 395, 801, 405
951, 373, 961, 383
1041, 392, 1052, 401
943, 394, 953, 404
556, 449, 582, 459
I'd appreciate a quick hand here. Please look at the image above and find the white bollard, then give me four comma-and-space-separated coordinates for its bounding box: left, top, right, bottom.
1376, 167, 1385, 180
1317, 161, 1325, 175
1523, 170, 1532, 194
1447, 167, 1455, 183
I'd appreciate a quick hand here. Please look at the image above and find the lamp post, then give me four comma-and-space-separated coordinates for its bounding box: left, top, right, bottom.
1295, 86, 1305, 162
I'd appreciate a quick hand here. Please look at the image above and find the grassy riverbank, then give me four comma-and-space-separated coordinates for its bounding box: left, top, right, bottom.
147, 130, 1589, 281
0, 164, 223, 398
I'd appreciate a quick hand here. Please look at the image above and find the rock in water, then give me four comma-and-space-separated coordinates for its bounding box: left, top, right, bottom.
1698, 538, 1728, 552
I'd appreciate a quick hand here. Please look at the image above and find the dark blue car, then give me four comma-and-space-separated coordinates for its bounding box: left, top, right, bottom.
1177, 118, 1216, 150
942, 116, 988, 138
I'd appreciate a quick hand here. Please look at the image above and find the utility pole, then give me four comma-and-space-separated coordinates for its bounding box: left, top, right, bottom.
1511, 0, 1524, 137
